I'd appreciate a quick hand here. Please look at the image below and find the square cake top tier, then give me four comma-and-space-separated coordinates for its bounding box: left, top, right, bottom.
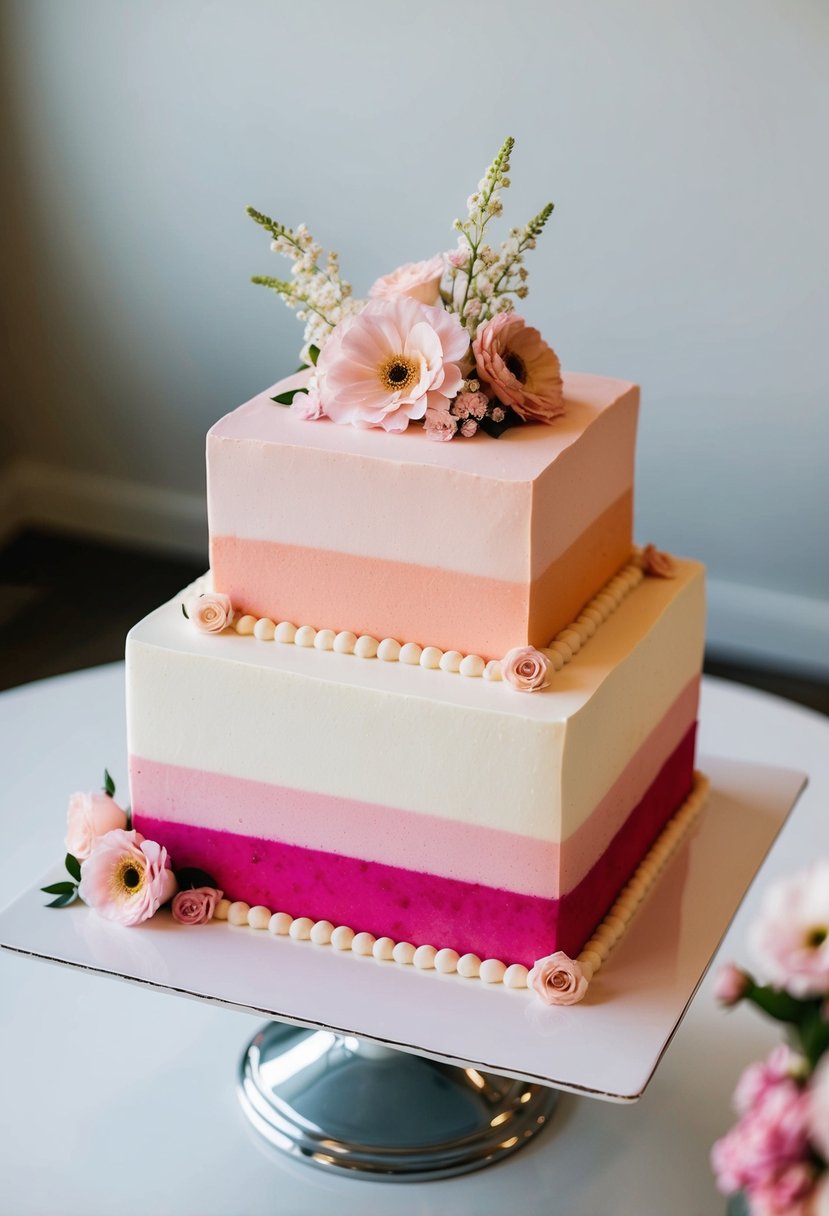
207, 371, 639, 659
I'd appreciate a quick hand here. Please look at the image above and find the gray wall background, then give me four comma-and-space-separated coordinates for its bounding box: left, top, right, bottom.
2, 0, 827, 673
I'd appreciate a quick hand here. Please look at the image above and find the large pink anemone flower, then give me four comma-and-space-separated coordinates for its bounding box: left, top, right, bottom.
317, 298, 468, 432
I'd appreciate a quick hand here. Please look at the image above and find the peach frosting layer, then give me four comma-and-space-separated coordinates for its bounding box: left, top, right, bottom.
211, 489, 632, 658
129, 675, 698, 900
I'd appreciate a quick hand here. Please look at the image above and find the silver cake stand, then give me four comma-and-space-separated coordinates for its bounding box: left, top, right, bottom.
238, 1023, 559, 1180
0, 753, 803, 1183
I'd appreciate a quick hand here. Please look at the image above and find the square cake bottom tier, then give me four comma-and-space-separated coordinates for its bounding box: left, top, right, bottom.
127, 557, 705, 968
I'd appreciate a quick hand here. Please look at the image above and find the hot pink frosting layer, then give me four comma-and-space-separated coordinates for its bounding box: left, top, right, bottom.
129, 676, 699, 899
133, 725, 696, 964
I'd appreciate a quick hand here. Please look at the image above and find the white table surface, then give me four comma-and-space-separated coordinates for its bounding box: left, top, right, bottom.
1, 665, 826, 1215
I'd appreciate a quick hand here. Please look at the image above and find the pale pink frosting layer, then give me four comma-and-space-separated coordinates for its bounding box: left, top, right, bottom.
207, 372, 639, 584
210, 490, 632, 658
133, 725, 696, 965
129, 677, 698, 899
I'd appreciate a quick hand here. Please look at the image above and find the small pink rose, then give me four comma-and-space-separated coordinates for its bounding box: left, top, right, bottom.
171, 886, 223, 926
713, 962, 751, 1007
424, 407, 457, 443
289, 386, 325, 420
189, 591, 233, 634
65, 791, 128, 862
528, 951, 589, 1005
641, 544, 676, 578
501, 646, 553, 692
369, 254, 446, 306
460, 419, 478, 438
79, 828, 177, 926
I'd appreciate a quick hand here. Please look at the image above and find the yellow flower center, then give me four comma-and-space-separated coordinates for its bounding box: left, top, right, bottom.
111, 855, 146, 901
505, 352, 527, 383
379, 354, 419, 395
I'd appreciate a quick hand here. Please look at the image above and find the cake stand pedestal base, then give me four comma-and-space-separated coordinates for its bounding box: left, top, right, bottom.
238, 1022, 559, 1181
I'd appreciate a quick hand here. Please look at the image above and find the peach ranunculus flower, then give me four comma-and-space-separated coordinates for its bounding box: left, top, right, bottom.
472, 313, 564, 424
65, 791, 129, 862
189, 591, 234, 633
501, 646, 553, 692
79, 828, 177, 926
171, 886, 223, 925
528, 951, 589, 1005
369, 255, 446, 306
317, 297, 469, 433
641, 544, 676, 578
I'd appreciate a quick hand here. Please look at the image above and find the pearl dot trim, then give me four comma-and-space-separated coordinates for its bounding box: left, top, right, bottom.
208, 555, 649, 688
200, 773, 708, 998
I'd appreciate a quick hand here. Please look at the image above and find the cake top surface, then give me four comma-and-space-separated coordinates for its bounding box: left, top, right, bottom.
209, 370, 638, 483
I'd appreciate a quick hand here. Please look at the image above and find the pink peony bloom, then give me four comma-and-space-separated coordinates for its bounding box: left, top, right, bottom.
189, 591, 233, 634
317, 298, 469, 433
750, 1163, 816, 1216
712, 1075, 811, 1196
735, 1046, 804, 1117
424, 407, 457, 443
65, 791, 128, 862
369, 255, 446, 306
472, 313, 564, 424
714, 962, 751, 1007
750, 861, 829, 997
171, 886, 223, 926
79, 829, 177, 926
808, 1056, 829, 1162
501, 646, 553, 692
642, 543, 677, 578
528, 951, 589, 1006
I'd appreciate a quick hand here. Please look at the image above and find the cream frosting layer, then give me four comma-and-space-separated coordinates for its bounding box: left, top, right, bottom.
126, 558, 705, 850
207, 372, 639, 584
129, 676, 697, 900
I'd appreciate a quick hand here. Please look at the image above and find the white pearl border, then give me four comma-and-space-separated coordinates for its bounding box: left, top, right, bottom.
197, 554, 648, 685
210, 772, 709, 996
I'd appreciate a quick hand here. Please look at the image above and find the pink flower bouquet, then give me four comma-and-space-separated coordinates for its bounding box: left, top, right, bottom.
249, 136, 566, 442
711, 862, 829, 1215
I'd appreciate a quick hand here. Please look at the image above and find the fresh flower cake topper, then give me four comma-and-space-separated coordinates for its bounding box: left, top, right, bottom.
247, 136, 564, 441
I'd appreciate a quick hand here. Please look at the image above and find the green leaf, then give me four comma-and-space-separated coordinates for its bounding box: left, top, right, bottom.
746, 983, 808, 1025
103, 769, 116, 798
46, 891, 78, 908
65, 854, 82, 883
181, 601, 189, 620
41, 881, 77, 896
308, 344, 320, 366
271, 388, 307, 407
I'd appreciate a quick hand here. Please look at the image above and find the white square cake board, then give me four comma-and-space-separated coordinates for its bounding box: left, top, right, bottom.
0, 754, 803, 1103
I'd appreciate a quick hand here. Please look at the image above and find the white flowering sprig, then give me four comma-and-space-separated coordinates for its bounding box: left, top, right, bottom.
445, 138, 554, 337
247, 207, 361, 365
